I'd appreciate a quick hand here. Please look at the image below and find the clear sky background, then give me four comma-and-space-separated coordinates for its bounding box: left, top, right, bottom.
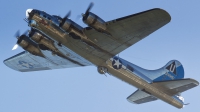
0, 0, 199, 112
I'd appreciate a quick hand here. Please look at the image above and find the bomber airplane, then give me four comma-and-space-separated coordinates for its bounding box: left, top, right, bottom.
4, 3, 199, 109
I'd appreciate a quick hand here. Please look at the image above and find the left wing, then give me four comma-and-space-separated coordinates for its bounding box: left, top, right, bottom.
84, 8, 171, 60
4, 50, 91, 72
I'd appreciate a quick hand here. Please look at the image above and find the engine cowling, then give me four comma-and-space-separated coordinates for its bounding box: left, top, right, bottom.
17, 35, 44, 57
60, 19, 85, 39
83, 12, 110, 35
29, 30, 58, 52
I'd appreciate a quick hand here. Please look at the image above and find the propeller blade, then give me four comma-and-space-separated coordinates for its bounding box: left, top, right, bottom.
12, 44, 19, 50
76, 15, 82, 21
65, 11, 71, 18
63, 11, 71, 21
60, 11, 71, 27
14, 30, 20, 39
23, 30, 29, 36
85, 2, 94, 15
82, 2, 94, 20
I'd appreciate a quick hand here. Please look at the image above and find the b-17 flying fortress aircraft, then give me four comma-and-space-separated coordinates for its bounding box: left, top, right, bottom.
4, 3, 199, 109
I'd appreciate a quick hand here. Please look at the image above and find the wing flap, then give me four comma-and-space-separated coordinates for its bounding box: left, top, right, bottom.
127, 89, 157, 104
152, 78, 199, 96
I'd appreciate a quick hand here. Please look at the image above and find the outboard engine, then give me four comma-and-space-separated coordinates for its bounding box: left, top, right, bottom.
17, 35, 44, 57
82, 3, 110, 35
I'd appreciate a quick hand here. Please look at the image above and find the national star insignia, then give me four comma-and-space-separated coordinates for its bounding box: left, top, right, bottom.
112, 58, 122, 69
18, 61, 34, 69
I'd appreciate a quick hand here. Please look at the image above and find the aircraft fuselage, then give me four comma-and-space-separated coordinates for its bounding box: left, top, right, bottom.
27, 9, 184, 108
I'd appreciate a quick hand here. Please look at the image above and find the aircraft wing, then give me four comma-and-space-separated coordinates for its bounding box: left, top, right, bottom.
152, 78, 199, 96
84, 8, 171, 60
4, 51, 91, 72
127, 89, 157, 104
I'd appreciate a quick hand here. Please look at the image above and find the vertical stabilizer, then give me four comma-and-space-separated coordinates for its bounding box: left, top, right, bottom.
153, 60, 184, 81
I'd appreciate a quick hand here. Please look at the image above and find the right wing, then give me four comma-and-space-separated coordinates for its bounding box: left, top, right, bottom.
84, 8, 171, 61
4, 50, 91, 72
127, 89, 157, 104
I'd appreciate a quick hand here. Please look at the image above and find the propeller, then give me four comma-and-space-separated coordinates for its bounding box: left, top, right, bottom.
59, 11, 71, 27
12, 44, 19, 50
12, 30, 20, 50
76, 15, 82, 21
82, 2, 94, 20
85, 2, 94, 15
14, 30, 20, 39
12, 30, 29, 50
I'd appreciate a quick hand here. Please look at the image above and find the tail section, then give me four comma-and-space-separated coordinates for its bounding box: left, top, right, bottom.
153, 60, 184, 82
115, 57, 184, 82
115, 57, 198, 108
118, 57, 184, 82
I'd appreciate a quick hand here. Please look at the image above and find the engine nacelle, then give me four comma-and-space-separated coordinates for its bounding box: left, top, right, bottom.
60, 19, 85, 39
29, 30, 58, 52
17, 35, 44, 57
83, 12, 110, 35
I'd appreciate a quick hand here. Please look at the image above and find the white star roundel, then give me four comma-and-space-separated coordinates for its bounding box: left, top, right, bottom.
112, 58, 122, 69
18, 61, 34, 69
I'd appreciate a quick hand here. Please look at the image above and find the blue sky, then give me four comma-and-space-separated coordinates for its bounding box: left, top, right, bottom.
0, 0, 199, 112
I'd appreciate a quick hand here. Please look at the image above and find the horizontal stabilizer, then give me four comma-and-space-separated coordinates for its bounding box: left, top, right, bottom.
127, 89, 157, 104
152, 78, 199, 96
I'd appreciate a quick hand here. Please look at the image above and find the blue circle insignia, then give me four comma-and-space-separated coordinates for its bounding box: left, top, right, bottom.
112, 58, 122, 69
